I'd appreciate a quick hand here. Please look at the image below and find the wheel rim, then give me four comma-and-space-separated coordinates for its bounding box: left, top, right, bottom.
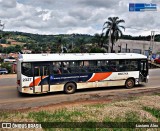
127, 80, 133, 87
67, 86, 73, 91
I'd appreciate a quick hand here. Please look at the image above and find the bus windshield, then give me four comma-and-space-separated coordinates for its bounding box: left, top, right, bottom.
22, 63, 32, 77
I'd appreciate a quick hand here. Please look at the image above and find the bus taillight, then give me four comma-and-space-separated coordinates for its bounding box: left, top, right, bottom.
17, 80, 20, 85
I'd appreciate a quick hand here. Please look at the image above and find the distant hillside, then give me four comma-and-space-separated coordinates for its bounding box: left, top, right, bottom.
0, 31, 94, 45
1, 31, 160, 44
1, 31, 160, 54
0, 31, 95, 54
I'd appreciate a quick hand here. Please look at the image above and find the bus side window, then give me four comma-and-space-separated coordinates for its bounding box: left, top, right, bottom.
69, 61, 82, 74
34, 66, 40, 76
61, 62, 70, 74
52, 67, 61, 74
95, 67, 102, 72
52, 62, 62, 75
109, 60, 118, 72
130, 60, 138, 71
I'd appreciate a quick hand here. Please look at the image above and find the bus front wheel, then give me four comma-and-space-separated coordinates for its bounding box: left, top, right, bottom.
125, 79, 135, 89
64, 83, 76, 94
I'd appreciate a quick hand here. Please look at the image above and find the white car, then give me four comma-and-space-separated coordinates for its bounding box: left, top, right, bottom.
0, 68, 8, 74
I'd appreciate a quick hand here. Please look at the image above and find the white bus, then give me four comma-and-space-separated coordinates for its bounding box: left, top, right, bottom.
17, 53, 149, 94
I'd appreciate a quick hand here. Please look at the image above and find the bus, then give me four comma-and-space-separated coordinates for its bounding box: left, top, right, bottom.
17, 53, 149, 94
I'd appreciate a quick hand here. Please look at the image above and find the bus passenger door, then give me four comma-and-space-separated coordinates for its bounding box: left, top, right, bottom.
139, 60, 148, 82
40, 65, 50, 92
33, 64, 50, 93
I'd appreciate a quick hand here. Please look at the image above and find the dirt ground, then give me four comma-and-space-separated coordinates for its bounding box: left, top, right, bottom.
15, 87, 160, 113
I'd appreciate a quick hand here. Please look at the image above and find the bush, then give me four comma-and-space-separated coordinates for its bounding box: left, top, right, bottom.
1, 62, 12, 73
0, 58, 4, 63
1, 39, 7, 44
89, 47, 106, 53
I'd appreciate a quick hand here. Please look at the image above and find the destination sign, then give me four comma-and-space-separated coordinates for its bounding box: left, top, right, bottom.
129, 3, 157, 12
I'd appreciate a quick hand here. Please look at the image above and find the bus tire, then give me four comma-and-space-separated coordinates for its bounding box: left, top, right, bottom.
125, 78, 135, 89
64, 83, 76, 94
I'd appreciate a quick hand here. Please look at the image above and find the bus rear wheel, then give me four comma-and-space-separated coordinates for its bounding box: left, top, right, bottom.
125, 79, 135, 89
64, 83, 76, 94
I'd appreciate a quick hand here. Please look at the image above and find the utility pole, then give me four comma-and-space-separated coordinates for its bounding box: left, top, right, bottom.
0, 20, 5, 44
149, 31, 155, 61
108, 31, 111, 53
118, 45, 121, 53
71, 34, 74, 50
61, 44, 64, 53
0, 20, 4, 31
125, 43, 128, 53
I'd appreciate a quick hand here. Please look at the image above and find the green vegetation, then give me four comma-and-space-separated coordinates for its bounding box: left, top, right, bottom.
103, 111, 141, 123
102, 17, 125, 53
86, 104, 106, 108
0, 31, 97, 53
28, 109, 84, 122
1, 14, 160, 54
0, 62, 12, 73
0, 111, 10, 119
125, 111, 140, 122
0, 44, 22, 54
153, 93, 160, 96
143, 107, 160, 121
0, 95, 159, 130
1, 26, 160, 54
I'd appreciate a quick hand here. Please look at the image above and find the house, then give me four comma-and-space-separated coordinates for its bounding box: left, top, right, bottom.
114, 39, 160, 57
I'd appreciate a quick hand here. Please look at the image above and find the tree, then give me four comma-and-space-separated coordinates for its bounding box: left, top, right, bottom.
56, 37, 62, 53
92, 33, 102, 47
89, 46, 106, 53
0, 38, 6, 44
77, 38, 86, 53
1, 63, 12, 73
102, 17, 125, 53
15, 45, 22, 52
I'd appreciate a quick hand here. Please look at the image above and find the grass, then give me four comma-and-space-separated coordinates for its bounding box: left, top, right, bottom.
0, 111, 10, 120
103, 111, 140, 129
153, 92, 160, 96
85, 104, 106, 108
143, 107, 160, 121
28, 109, 84, 122
125, 111, 140, 122
0, 95, 160, 130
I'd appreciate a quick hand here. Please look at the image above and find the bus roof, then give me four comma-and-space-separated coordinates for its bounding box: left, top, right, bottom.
19, 53, 147, 62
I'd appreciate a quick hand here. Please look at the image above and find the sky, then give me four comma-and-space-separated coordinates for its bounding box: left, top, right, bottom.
0, 0, 160, 36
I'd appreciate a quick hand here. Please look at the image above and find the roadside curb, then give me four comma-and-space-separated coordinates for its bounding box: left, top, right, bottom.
0, 74, 16, 79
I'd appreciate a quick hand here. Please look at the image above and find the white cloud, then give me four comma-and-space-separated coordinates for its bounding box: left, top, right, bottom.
0, 0, 17, 8
79, 0, 118, 8
0, 0, 160, 36
67, 26, 100, 35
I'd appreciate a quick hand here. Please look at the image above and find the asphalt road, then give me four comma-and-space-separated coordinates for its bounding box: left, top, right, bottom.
0, 69, 159, 110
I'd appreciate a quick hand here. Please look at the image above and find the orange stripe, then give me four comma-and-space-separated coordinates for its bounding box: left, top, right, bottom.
88, 72, 112, 82
29, 76, 46, 87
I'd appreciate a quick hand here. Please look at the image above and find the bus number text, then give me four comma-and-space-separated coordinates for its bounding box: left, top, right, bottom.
23, 78, 32, 82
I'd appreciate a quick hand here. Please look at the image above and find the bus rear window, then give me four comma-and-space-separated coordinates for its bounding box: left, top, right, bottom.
22, 63, 32, 77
